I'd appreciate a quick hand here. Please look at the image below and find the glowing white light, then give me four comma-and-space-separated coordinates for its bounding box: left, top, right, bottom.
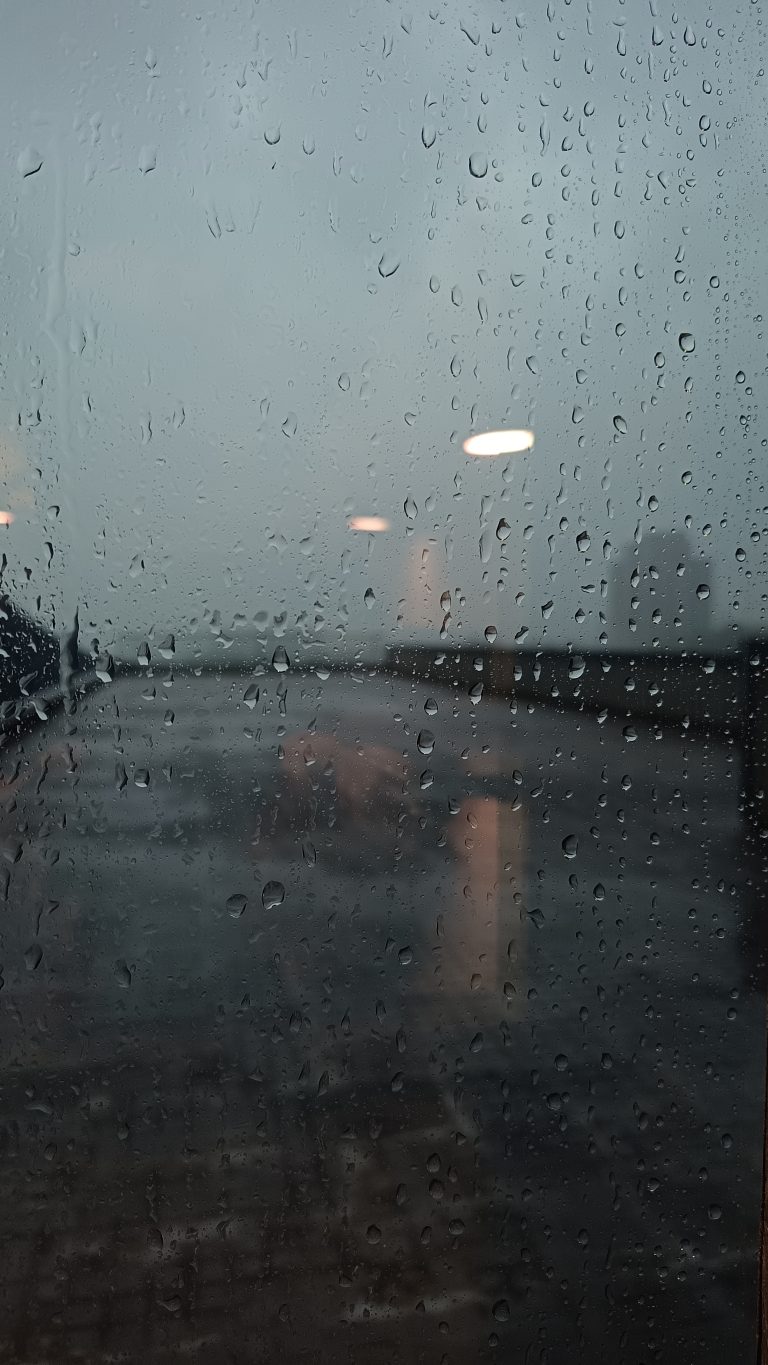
462, 429, 534, 458
348, 515, 389, 532
0, 511, 14, 526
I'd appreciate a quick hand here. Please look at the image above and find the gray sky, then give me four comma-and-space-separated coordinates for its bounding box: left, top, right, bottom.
0, 0, 765, 661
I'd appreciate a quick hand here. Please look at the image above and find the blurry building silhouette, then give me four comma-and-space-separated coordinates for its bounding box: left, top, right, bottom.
608, 530, 715, 652
0, 597, 59, 704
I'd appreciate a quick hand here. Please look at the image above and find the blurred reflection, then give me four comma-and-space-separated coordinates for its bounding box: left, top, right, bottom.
462, 429, 535, 457
348, 515, 389, 533
0, 653, 761, 1362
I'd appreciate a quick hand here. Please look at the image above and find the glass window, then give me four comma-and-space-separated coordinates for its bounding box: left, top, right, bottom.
0, 3, 764, 1360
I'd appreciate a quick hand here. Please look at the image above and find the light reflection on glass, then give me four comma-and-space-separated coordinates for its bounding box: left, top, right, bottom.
348, 515, 389, 532
463, 429, 534, 457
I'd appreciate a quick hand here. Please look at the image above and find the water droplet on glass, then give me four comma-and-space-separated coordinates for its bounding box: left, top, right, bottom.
378, 252, 400, 278
138, 145, 157, 174
417, 729, 434, 756
226, 894, 247, 919
679, 332, 695, 353
115, 960, 132, 988
492, 1299, 510, 1323
262, 881, 285, 910
484, 625, 497, 643
696, 583, 710, 601
272, 647, 290, 673
21, 940, 43, 973
613, 414, 628, 435
17, 147, 43, 178
562, 834, 578, 859
469, 151, 488, 178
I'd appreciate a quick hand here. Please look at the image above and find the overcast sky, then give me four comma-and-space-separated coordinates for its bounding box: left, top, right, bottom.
0, 0, 765, 661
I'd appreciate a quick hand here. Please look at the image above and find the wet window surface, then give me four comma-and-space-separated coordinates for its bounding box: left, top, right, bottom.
0, 3, 766, 1362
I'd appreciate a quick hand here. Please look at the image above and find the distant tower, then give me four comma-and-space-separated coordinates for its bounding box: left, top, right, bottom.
609, 529, 714, 651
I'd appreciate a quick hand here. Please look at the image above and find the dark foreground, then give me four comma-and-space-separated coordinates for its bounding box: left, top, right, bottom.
0, 667, 761, 1363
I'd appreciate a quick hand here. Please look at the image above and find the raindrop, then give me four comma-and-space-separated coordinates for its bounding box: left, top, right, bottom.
243, 683, 260, 709
138, 145, 157, 174
696, 583, 710, 601
262, 881, 285, 910
378, 252, 400, 279
264, 125, 281, 145
398, 945, 413, 965
562, 834, 578, 859
469, 151, 488, 178
679, 332, 695, 353
272, 647, 290, 672
492, 1300, 511, 1323
484, 625, 497, 644
24, 944, 42, 972
338, 372, 351, 391
364, 588, 376, 608
95, 653, 115, 683
613, 414, 628, 435
366, 1224, 382, 1244
115, 960, 132, 988
17, 146, 43, 178
417, 729, 434, 755
422, 124, 436, 148
576, 531, 591, 552
404, 496, 418, 518
281, 413, 297, 437
226, 894, 247, 919
424, 696, 438, 716
496, 518, 511, 542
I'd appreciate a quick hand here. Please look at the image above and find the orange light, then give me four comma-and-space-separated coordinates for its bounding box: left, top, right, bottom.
0, 511, 14, 526
348, 515, 389, 532
463, 429, 534, 457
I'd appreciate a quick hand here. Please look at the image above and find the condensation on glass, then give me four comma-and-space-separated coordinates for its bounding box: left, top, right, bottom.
0, 3, 765, 1362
